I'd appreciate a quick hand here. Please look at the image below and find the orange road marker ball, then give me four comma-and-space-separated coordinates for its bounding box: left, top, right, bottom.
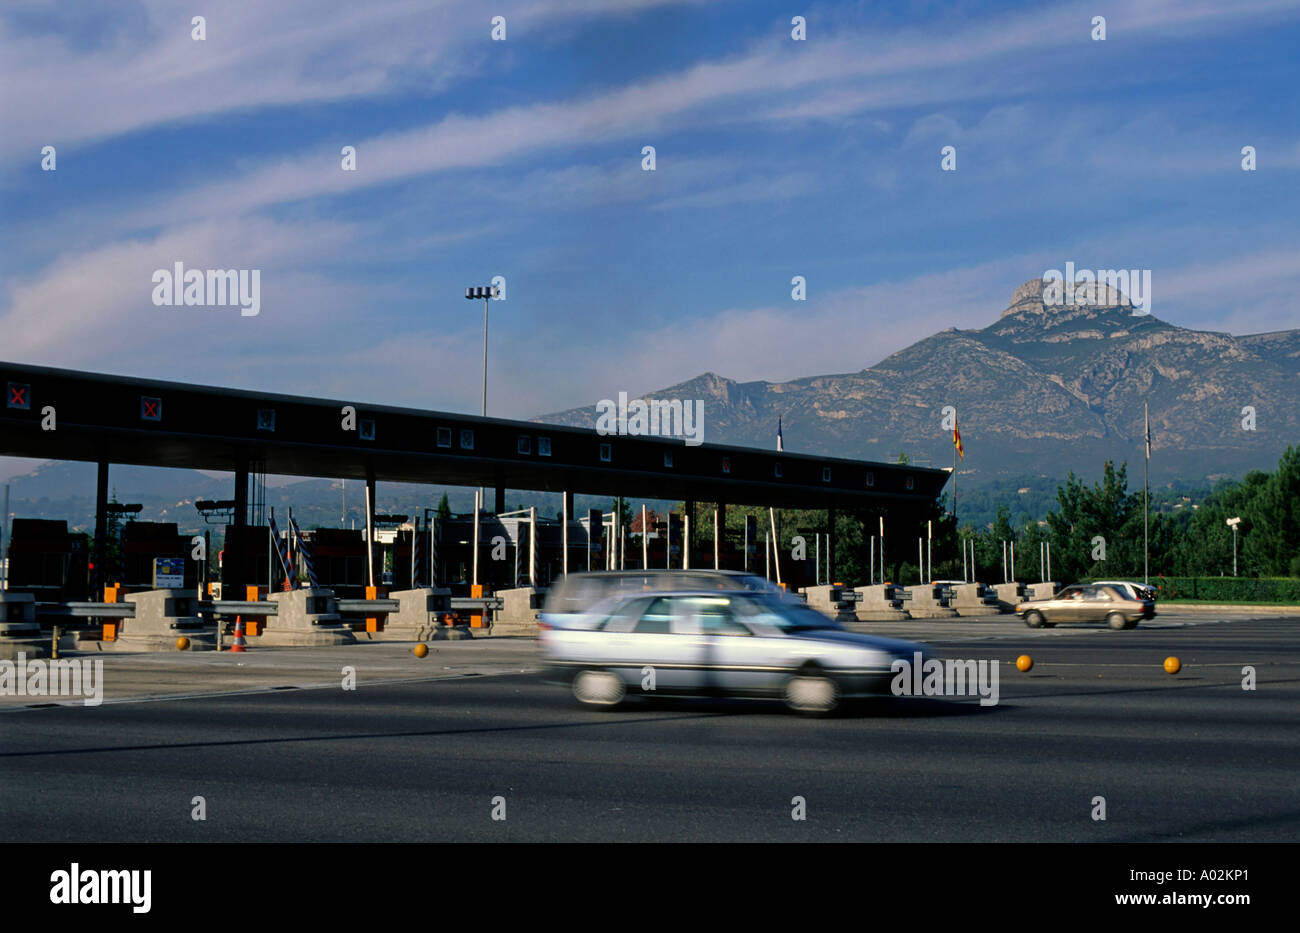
176, 637, 190, 651
1016, 655, 1033, 672
413, 643, 429, 658
1163, 656, 1181, 675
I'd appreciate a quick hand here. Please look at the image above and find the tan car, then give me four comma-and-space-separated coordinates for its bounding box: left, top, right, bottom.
1015, 583, 1150, 630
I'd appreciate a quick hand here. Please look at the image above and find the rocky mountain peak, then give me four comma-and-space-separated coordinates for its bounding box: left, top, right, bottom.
999, 276, 1136, 320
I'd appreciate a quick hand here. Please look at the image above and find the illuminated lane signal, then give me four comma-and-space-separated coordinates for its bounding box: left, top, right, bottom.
6, 382, 30, 409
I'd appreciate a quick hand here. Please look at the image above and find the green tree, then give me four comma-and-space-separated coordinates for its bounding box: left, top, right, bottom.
1045, 461, 1140, 580
1243, 446, 1300, 575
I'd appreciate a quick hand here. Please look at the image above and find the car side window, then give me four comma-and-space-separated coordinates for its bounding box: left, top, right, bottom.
697, 600, 751, 636
601, 598, 652, 633
637, 597, 679, 634
661, 597, 703, 635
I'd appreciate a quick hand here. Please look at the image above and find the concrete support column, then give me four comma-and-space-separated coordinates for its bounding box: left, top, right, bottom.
562, 491, 572, 576
93, 459, 109, 593
684, 498, 695, 570
716, 503, 726, 569
826, 504, 836, 584
233, 460, 248, 527
366, 469, 377, 588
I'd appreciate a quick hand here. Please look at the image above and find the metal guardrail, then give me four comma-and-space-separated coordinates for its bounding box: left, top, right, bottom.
337, 599, 402, 614
200, 601, 279, 615
38, 602, 135, 618
451, 597, 504, 611
29, 595, 504, 621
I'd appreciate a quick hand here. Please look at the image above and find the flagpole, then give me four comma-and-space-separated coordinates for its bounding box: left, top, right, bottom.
1144, 402, 1150, 585
953, 441, 958, 524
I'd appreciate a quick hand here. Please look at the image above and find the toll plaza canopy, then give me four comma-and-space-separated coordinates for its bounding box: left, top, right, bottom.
0, 361, 949, 510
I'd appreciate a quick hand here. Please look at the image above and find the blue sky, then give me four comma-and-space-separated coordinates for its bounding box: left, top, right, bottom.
2, 0, 1298, 466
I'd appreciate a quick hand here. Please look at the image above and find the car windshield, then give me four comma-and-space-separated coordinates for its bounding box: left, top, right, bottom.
730, 594, 840, 631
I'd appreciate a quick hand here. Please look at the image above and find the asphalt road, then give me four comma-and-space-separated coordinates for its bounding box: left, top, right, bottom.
3, 616, 1297, 842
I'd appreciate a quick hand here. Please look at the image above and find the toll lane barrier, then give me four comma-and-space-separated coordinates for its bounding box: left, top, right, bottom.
0, 592, 46, 660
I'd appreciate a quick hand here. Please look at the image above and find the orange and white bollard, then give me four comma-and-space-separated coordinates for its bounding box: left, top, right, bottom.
230, 617, 247, 653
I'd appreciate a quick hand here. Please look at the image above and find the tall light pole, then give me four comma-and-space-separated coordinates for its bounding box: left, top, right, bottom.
465, 285, 498, 513
1227, 517, 1241, 576
1144, 401, 1151, 585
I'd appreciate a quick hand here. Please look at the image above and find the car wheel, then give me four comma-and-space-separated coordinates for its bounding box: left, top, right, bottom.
784, 665, 839, 715
572, 669, 626, 708
1025, 610, 1045, 628
1107, 612, 1127, 631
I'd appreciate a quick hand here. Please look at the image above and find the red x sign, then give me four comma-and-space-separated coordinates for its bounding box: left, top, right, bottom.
141, 396, 161, 420
6, 383, 30, 409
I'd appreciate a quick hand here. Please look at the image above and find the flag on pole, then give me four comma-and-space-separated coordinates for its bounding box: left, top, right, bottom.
953, 417, 965, 460
776, 416, 784, 452
1145, 403, 1151, 460
289, 513, 318, 589
268, 510, 292, 584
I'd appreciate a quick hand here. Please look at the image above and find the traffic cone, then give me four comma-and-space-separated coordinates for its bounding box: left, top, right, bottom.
230, 617, 247, 653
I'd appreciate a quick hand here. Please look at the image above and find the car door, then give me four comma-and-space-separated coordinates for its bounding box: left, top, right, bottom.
1052, 586, 1088, 623
591, 597, 653, 684
630, 596, 707, 692
693, 595, 772, 695
1080, 585, 1114, 622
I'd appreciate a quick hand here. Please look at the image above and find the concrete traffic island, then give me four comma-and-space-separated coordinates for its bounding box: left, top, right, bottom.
354, 587, 473, 642
97, 589, 216, 652
948, 583, 1005, 616
907, 584, 959, 619
1024, 582, 1059, 601
0, 591, 48, 660
256, 588, 356, 647
853, 585, 911, 622
487, 586, 543, 637
805, 585, 862, 624
993, 582, 1026, 612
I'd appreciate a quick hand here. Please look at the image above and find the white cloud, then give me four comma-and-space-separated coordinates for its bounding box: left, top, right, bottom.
112, 0, 1299, 228
0, 0, 725, 166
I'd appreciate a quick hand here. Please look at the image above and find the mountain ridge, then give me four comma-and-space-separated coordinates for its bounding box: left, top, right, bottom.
536, 279, 1299, 484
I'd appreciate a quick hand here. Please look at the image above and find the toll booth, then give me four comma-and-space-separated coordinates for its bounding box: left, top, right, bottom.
309, 528, 368, 599
436, 515, 563, 589
121, 522, 195, 591
4, 518, 90, 602
220, 524, 271, 594
388, 529, 416, 591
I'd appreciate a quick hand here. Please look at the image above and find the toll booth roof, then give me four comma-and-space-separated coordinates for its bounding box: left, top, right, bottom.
1, 361, 949, 511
